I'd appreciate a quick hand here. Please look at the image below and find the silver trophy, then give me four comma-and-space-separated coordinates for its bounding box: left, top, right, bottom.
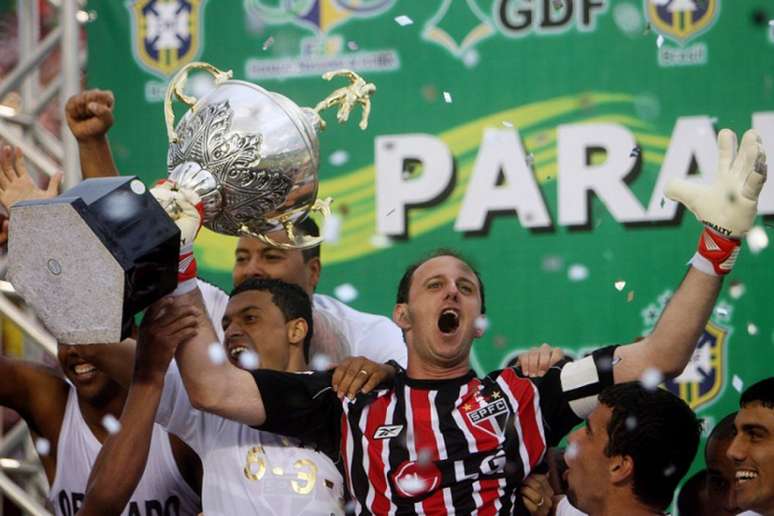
163, 62, 375, 249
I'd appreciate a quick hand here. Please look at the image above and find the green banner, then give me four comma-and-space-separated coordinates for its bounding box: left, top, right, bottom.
88, 0, 773, 466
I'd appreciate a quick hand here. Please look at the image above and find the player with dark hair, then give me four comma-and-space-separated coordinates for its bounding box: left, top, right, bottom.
163, 127, 765, 514
728, 377, 774, 516
563, 383, 702, 515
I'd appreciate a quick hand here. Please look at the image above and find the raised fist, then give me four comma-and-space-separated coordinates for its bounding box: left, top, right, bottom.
64, 89, 115, 142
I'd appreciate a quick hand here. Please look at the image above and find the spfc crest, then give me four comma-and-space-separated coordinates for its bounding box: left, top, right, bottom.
645, 0, 719, 44
128, 0, 205, 78
665, 321, 728, 411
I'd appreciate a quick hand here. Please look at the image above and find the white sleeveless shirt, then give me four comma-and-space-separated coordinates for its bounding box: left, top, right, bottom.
47, 387, 201, 516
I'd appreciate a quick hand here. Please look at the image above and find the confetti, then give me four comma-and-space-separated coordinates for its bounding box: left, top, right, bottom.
394, 15, 413, 26
102, 414, 121, 434
770, 20, 774, 27
627, 291, 635, 303
443, 91, 452, 104
493, 335, 508, 349
328, 150, 349, 166
261, 36, 274, 50
501, 121, 513, 128
525, 153, 535, 168
656, 34, 664, 48
663, 464, 677, 477
345, 500, 357, 514
746, 226, 769, 254
398, 474, 427, 495
462, 49, 479, 68
347, 41, 359, 51
35, 438, 50, 456
625, 416, 637, 430
322, 213, 342, 243
542, 255, 564, 272
369, 233, 393, 248
310, 353, 332, 371
640, 368, 663, 391
715, 303, 731, 320
729, 281, 746, 299
732, 375, 744, 393
614, 280, 626, 291
334, 283, 359, 303
417, 448, 433, 466
629, 146, 641, 158
208, 343, 226, 365
238, 350, 260, 370
565, 442, 579, 460
747, 323, 759, 336
567, 264, 589, 282
474, 315, 490, 335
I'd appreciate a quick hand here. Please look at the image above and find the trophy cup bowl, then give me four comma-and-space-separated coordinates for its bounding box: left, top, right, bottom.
163, 62, 374, 249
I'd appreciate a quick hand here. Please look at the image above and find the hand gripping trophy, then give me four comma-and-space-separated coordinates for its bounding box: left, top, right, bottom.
6, 64, 375, 344
158, 62, 376, 250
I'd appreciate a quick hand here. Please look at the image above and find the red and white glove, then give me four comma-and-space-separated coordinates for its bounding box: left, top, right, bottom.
665, 129, 767, 276
150, 180, 204, 295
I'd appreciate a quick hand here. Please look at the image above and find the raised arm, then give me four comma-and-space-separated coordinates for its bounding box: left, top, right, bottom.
613, 128, 767, 382
171, 289, 267, 426
64, 89, 119, 178
78, 298, 197, 516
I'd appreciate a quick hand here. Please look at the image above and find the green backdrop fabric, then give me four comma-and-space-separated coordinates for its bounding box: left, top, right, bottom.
87, 0, 773, 478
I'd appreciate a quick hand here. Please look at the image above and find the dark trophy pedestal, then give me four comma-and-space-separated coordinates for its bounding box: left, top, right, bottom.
8, 176, 180, 344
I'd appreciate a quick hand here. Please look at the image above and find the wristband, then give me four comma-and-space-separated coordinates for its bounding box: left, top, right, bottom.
689, 227, 741, 276
173, 243, 198, 296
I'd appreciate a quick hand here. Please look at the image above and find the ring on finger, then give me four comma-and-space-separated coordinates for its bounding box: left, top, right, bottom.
536, 496, 544, 507
358, 369, 369, 376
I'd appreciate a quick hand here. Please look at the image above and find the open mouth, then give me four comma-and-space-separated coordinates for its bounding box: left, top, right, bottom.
736, 470, 758, 484
71, 362, 96, 378
438, 309, 460, 335
228, 346, 247, 360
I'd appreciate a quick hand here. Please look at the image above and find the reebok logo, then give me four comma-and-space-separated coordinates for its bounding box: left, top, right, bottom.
373, 425, 403, 440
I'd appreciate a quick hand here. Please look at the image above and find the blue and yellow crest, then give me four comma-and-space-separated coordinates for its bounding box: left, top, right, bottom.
244, 0, 395, 35
645, 0, 719, 44
665, 321, 727, 411
128, 0, 205, 77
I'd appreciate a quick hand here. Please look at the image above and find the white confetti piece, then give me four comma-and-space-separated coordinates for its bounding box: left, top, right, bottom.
443, 91, 452, 103
565, 442, 579, 460
729, 282, 746, 299
732, 375, 744, 393
262, 36, 274, 50
769, 19, 774, 27
398, 474, 427, 495
640, 368, 663, 391
417, 448, 433, 466
102, 414, 121, 434
747, 323, 759, 336
322, 213, 342, 244
501, 121, 513, 128
369, 233, 393, 249
542, 255, 563, 272
334, 283, 358, 303
344, 500, 357, 514
746, 226, 769, 254
394, 15, 413, 26
208, 343, 226, 365
625, 416, 637, 430
328, 149, 349, 166
663, 464, 677, 477
35, 438, 50, 456
525, 153, 535, 167
462, 49, 479, 68
656, 34, 664, 48
614, 280, 626, 291
347, 41, 359, 51
567, 264, 589, 282
474, 315, 490, 335
238, 350, 260, 370
310, 353, 332, 371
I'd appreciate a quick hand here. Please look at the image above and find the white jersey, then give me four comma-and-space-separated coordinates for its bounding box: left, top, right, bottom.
48, 387, 200, 516
554, 496, 588, 515
198, 279, 407, 367
157, 362, 344, 515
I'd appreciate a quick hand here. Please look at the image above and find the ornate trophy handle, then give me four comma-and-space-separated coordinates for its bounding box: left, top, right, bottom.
313, 69, 376, 131
164, 62, 233, 143
239, 197, 333, 250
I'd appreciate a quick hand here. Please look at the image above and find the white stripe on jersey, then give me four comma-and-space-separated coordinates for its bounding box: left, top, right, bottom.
560, 355, 603, 418
451, 383, 486, 513
382, 395, 398, 516
497, 375, 535, 479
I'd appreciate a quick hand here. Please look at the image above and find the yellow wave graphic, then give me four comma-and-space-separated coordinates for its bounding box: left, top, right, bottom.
197, 93, 669, 271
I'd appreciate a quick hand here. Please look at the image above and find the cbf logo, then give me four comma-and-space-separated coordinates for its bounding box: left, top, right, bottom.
243, 0, 399, 80
128, 0, 205, 78
642, 290, 730, 411
645, 0, 720, 67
